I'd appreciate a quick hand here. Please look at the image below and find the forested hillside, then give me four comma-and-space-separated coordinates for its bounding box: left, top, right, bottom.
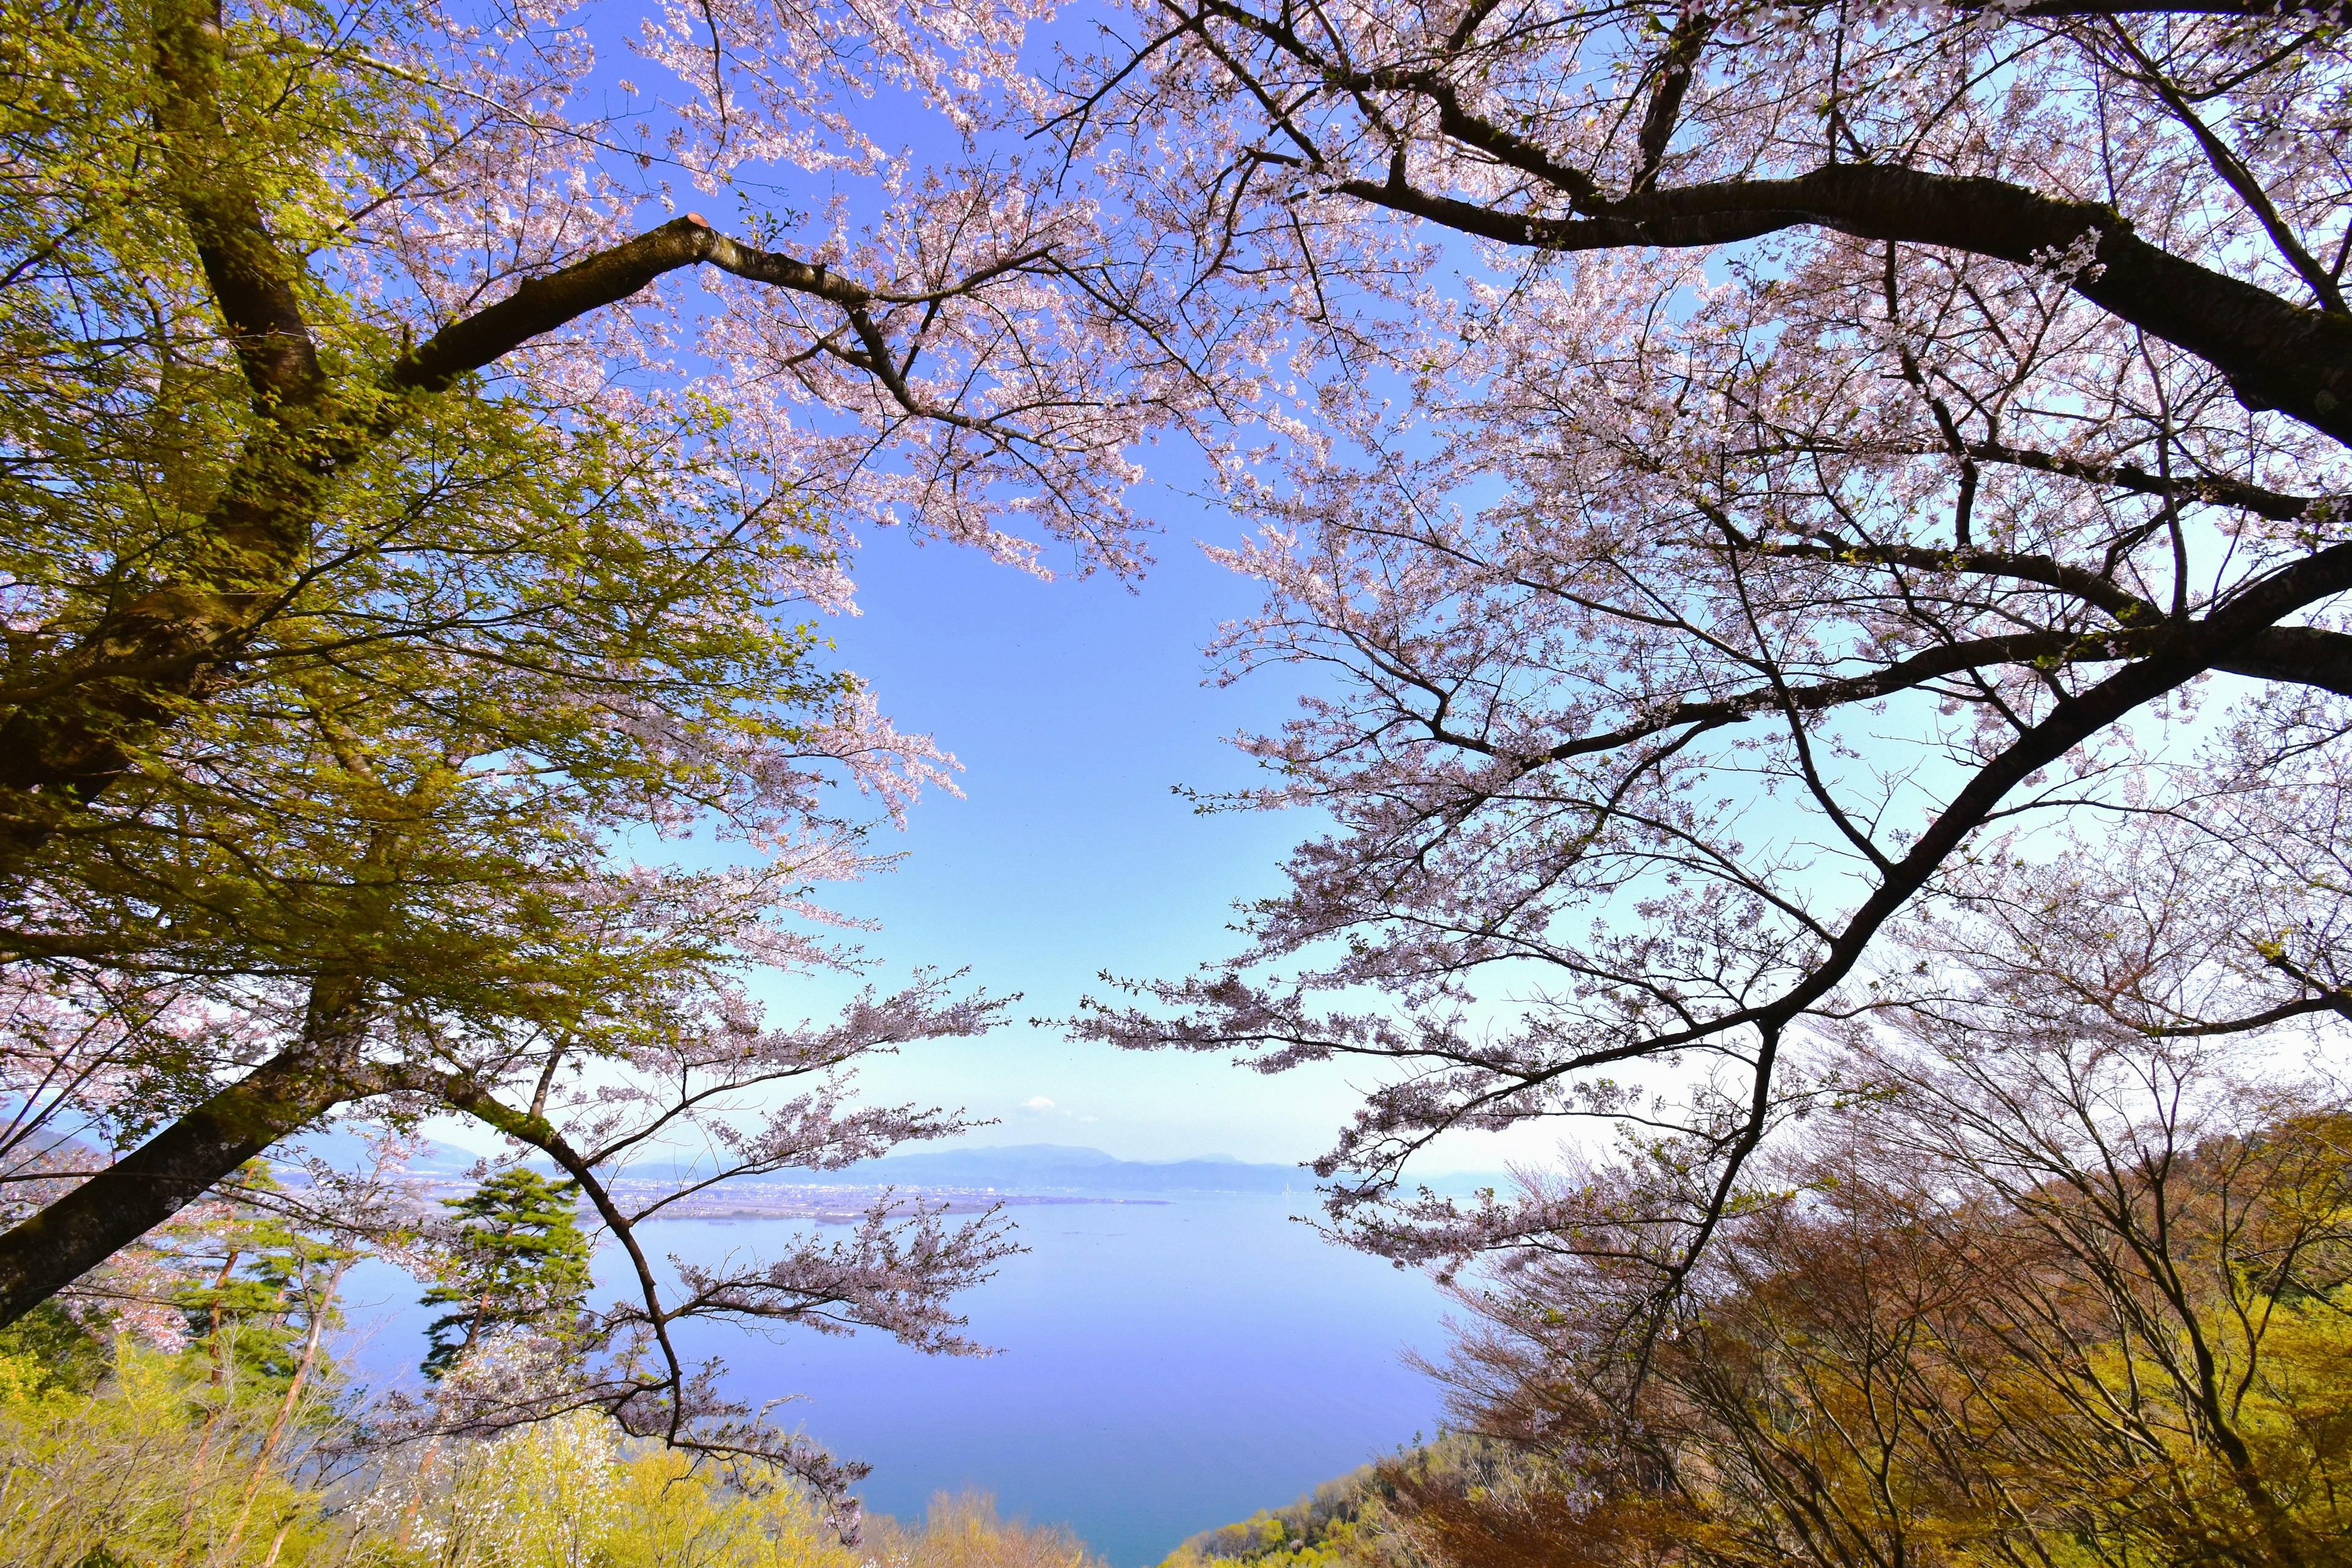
1158, 1439, 1516, 1568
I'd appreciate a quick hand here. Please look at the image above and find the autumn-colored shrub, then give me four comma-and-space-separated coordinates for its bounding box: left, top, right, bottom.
862, 1493, 1106, 1568
1389, 1065, 2352, 1568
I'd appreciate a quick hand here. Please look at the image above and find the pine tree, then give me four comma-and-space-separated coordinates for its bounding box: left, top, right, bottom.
420, 1170, 592, 1382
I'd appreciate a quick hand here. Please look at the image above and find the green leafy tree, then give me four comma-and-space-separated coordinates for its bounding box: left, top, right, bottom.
0, 1302, 105, 1398
0, 0, 1036, 1492
0, 0, 1085, 1343
143, 1164, 353, 1400
419, 1170, 594, 1382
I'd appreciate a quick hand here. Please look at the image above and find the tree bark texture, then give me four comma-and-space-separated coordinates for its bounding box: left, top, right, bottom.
1340, 164, 2352, 446
0, 1031, 366, 1327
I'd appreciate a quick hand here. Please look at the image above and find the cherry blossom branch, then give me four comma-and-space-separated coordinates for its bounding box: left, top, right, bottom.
1333, 165, 2352, 445
0, 206, 1076, 876
2097, 21, 2348, 317
1975, 0, 2352, 20
1732, 437, 2329, 523
0, 984, 385, 1325
367, 979, 1011, 1512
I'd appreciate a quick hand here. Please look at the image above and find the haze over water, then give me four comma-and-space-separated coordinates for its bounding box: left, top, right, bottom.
339, 1170, 1454, 1568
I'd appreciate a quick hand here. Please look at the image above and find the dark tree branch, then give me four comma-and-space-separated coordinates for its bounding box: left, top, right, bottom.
1757, 537, 2161, 622
1953, 440, 2324, 522
0, 202, 1035, 885
0, 985, 379, 1328
2102, 22, 2347, 317
1347, 67, 1605, 207
2214, 625, 2352, 698
419, 1071, 697, 1443
1630, 12, 1714, 195
2150, 989, 2352, 1036
1520, 631, 2089, 769
150, 0, 329, 421
1334, 164, 2352, 446
1985, 0, 2351, 18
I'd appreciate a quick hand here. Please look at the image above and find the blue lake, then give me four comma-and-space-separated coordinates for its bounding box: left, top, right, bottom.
338, 1191, 1453, 1566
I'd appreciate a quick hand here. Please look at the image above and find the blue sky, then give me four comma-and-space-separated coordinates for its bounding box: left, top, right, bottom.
427, 489, 1416, 1169
423, 482, 1570, 1176
744, 502, 1420, 1169
417, 4, 1556, 1175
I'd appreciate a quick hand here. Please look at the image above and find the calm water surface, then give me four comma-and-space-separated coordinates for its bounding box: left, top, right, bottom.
341, 1192, 1451, 1567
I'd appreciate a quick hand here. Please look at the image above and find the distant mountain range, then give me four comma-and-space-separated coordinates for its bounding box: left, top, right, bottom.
275, 1130, 1498, 1199
764, 1143, 1311, 1195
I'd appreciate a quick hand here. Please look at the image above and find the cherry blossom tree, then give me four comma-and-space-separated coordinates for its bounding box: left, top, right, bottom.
0, 0, 1142, 1501
1060, 0, 2352, 1289
12, 0, 2352, 1462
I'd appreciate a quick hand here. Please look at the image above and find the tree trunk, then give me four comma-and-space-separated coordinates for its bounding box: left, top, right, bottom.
0, 1036, 361, 1327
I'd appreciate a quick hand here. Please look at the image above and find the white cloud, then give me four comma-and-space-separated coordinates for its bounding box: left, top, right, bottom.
1021, 1096, 1057, 1112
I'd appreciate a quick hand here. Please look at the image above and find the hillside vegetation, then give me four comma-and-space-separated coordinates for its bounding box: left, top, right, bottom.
1157, 1439, 1536, 1568
1163, 1093, 2352, 1568
0, 1312, 1099, 1568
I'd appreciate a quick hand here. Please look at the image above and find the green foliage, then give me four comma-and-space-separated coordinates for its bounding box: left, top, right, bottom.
0, 1327, 1107, 1568
1161, 1464, 1389, 1568
1157, 1438, 1522, 1568
368, 1422, 1112, 1568
1, 0, 895, 1211
150, 1168, 354, 1401
0, 1306, 105, 1398
419, 1170, 594, 1381
0, 1342, 336, 1568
